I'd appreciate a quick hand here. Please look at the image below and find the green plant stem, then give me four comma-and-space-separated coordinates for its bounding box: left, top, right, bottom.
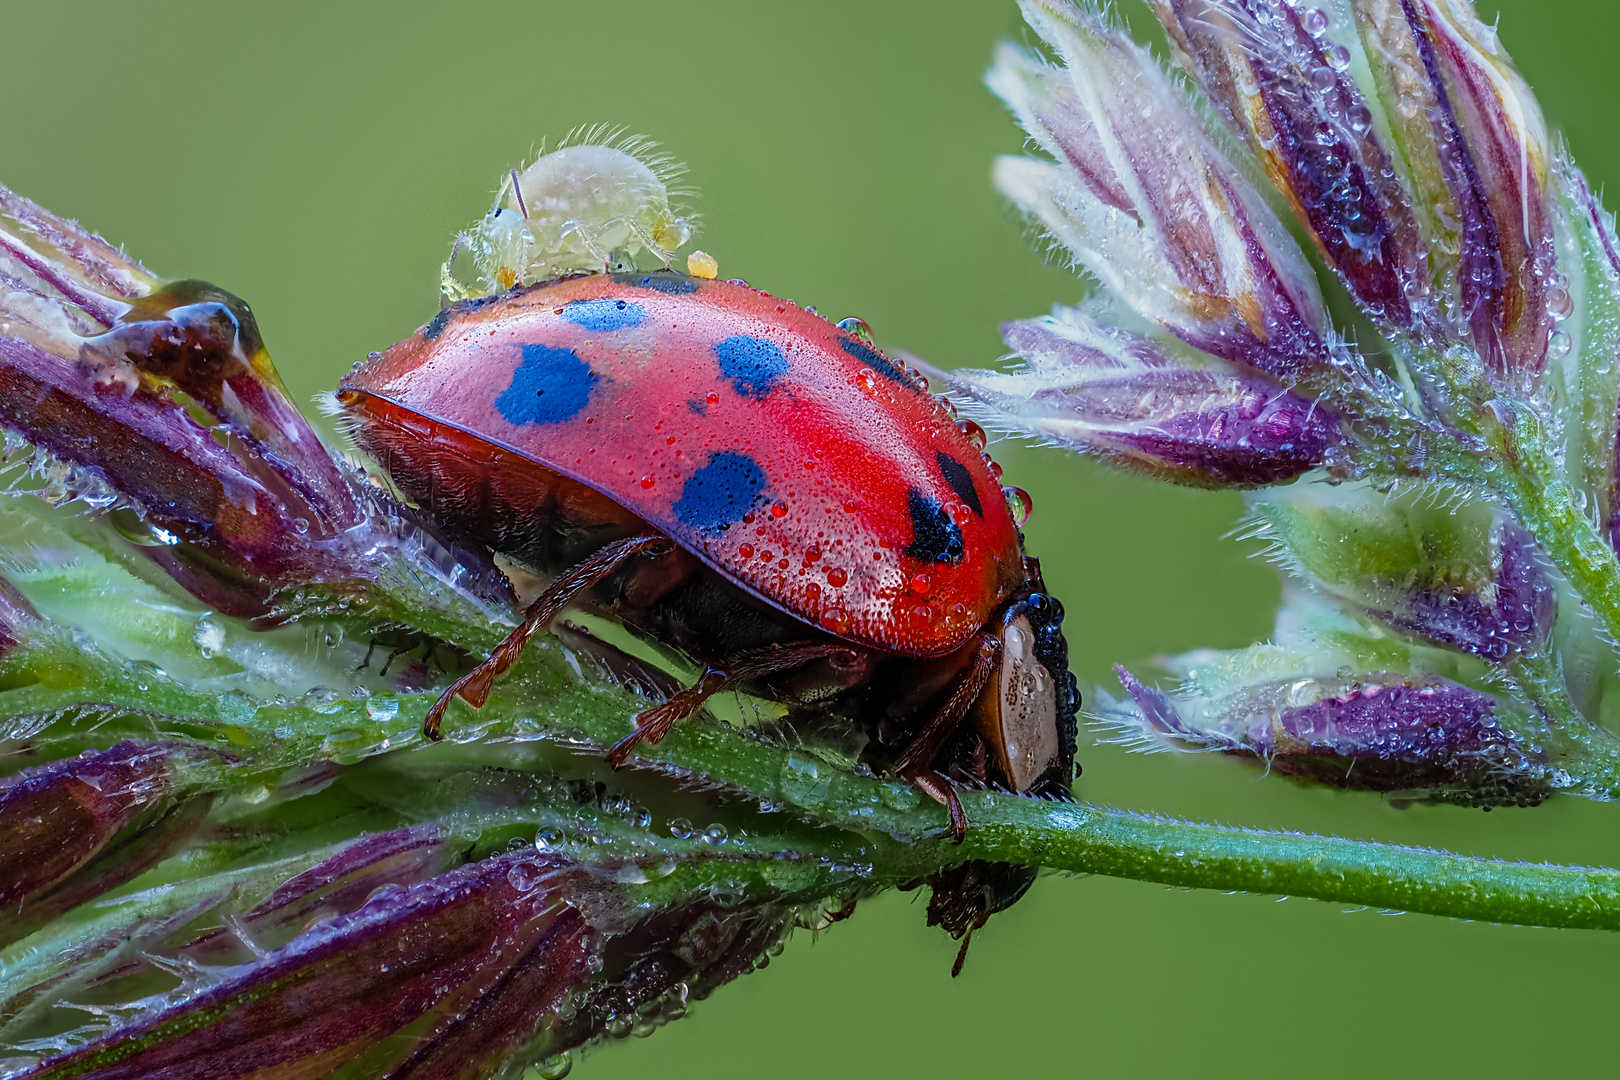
958, 797, 1620, 929
1493, 413, 1620, 648
1510, 653, 1620, 798
9, 634, 1620, 933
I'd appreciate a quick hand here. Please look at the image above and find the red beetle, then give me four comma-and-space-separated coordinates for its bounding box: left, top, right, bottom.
336, 271, 1078, 842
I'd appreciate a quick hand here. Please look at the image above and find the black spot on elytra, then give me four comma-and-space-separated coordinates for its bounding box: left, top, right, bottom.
423, 293, 503, 341
936, 452, 983, 516
625, 273, 700, 295
840, 337, 909, 384
687, 398, 708, 416
905, 489, 964, 564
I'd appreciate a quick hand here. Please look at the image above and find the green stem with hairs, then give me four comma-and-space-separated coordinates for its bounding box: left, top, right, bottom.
1510, 652, 1620, 798
958, 799, 1620, 929
9, 625, 1620, 933
1492, 409, 1620, 650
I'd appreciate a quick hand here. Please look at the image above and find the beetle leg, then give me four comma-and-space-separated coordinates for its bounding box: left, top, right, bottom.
895, 633, 1001, 843
910, 771, 970, 841
423, 533, 674, 740
606, 641, 858, 768
605, 668, 729, 768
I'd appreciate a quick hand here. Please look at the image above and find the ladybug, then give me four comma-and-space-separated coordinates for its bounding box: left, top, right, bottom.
336, 270, 1079, 841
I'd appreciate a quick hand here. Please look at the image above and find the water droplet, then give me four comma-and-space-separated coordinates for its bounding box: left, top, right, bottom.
537, 1053, 573, 1080
826, 567, 848, 588
507, 861, 545, 893
293, 517, 310, 535
959, 419, 987, 450
837, 317, 875, 343
193, 617, 225, 659
668, 817, 695, 839
535, 826, 564, 850
703, 823, 729, 845
366, 695, 399, 721
108, 508, 182, 547
640, 474, 656, 489
1324, 43, 1350, 71
1309, 65, 1335, 90
821, 607, 850, 633
1301, 7, 1329, 36
1548, 285, 1573, 320
1548, 329, 1572, 359
1003, 486, 1033, 526
770, 501, 788, 518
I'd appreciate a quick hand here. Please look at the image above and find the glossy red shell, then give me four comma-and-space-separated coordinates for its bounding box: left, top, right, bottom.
340, 273, 1023, 656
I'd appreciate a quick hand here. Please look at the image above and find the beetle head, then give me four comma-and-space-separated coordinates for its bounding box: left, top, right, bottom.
968, 569, 1078, 796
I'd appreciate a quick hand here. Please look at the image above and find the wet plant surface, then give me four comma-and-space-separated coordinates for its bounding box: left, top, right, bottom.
7, 1, 1620, 1078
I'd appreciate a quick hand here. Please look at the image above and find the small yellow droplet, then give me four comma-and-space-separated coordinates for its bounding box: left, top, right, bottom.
494, 266, 518, 288
687, 250, 719, 279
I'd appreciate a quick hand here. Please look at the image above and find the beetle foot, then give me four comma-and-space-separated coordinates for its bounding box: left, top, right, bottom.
907, 770, 968, 842
606, 670, 729, 768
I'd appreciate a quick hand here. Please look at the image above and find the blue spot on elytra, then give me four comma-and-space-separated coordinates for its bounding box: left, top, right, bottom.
674, 451, 768, 535
561, 298, 646, 332
626, 273, 699, 295
905, 489, 965, 564
714, 335, 790, 399
422, 309, 451, 340
496, 344, 595, 425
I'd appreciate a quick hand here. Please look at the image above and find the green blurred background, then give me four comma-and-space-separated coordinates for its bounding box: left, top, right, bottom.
4, 1, 1619, 1075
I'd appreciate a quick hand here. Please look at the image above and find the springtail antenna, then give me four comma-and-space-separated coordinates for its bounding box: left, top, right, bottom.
509, 168, 529, 219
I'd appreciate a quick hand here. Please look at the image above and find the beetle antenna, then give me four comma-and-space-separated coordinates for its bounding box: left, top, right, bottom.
509, 168, 529, 219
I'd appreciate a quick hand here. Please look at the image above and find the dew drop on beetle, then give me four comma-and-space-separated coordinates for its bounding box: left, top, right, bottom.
1004, 485, 1033, 526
